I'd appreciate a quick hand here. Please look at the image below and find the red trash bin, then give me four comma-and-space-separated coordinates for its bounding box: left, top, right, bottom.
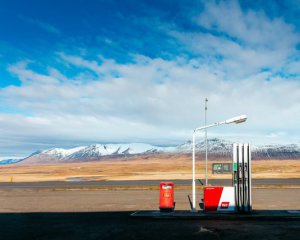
159, 182, 175, 212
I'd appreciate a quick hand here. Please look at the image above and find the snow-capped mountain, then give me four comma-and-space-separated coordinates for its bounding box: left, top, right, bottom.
2, 138, 300, 165
67, 143, 170, 160
176, 138, 300, 159
0, 158, 23, 165
176, 138, 232, 154
20, 143, 175, 164
251, 144, 300, 159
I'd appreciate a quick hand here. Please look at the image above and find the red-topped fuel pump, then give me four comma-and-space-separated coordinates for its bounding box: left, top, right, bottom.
159, 182, 175, 212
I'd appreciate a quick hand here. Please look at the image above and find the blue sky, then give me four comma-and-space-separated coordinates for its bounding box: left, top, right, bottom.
0, 0, 300, 156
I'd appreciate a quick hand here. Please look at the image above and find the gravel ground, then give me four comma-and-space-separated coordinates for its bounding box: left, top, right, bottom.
0, 186, 299, 239
0, 188, 299, 212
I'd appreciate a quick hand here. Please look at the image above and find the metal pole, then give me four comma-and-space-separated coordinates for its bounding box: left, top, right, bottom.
205, 98, 208, 185
248, 144, 252, 211
192, 131, 196, 211
192, 122, 220, 212
190, 115, 246, 212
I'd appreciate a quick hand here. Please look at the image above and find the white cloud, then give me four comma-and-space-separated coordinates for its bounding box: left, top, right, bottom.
1, 1, 300, 155
197, 0, 297, 48
26, 18, 60, 36
168, 0, 299, 79
1, 51, 300, 154
8, 61, 60, 85
285, 60, 300, 75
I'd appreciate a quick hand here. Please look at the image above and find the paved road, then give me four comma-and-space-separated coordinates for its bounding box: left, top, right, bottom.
0, 178, 299, 189
0, 211, 299, 240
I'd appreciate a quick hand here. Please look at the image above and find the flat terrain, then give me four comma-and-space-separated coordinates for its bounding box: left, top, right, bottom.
0, 157, 299, 239
0, 188, 299, 212
0, 187, 299, 240
0, 155, 299, 182
0, 178, 300, 190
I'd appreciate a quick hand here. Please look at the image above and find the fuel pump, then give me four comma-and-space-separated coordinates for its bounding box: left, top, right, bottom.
233, 143, 252, 213
204, 143, 252, 213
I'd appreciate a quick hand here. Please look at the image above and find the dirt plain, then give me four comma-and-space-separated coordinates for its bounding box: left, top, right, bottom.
0, 188, 299, 213
0, 188, 299, 240
0, 154, 299, 182
0, 155, 299, 239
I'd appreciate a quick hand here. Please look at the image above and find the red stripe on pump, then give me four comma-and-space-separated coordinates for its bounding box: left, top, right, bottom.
204, 187, 223, 211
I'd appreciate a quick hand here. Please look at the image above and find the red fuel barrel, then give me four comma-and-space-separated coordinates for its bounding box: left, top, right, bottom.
159, 182, 175, 211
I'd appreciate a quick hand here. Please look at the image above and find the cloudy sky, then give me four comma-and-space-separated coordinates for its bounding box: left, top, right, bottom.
1, 0, 300, 157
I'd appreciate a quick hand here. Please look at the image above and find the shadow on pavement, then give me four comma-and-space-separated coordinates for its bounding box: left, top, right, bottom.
0, 211, 299, 240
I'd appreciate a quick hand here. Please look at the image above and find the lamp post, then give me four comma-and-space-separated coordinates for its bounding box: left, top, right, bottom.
191, 114, 247, 212
205, 98, 208, 186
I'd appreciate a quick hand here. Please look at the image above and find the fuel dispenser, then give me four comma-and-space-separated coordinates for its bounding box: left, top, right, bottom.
159, 182, 175, 212
203, 143, 252, 213
233, 143, 252, 212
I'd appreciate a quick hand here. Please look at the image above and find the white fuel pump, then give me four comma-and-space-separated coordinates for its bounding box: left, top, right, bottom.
203, 143, 252, 213
233, 143, 252, 212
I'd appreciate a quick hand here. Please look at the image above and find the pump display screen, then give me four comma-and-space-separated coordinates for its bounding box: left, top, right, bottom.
222, 163, 231, 172
212, 163, 232, 174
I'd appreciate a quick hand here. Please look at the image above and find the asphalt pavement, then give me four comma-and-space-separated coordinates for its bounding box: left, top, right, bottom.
0, 178, 299, 189
0, 211, 299, 240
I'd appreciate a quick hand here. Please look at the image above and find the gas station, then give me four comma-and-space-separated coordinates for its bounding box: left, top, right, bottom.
156, 142, 252, 214
203, 143, 252, 213
132, 114, 254, 217
131, 115, 300, 220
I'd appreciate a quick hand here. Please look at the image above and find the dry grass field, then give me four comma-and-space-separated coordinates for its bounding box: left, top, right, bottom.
0, 154, 299, 182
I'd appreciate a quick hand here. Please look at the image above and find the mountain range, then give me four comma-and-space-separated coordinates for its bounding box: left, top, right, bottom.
1, 138, 300, 165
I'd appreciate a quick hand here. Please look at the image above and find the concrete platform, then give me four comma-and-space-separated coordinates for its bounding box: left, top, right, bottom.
131, 210, 300, 220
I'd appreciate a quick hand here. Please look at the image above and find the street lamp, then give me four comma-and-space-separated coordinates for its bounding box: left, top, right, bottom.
191, 114, 247, 212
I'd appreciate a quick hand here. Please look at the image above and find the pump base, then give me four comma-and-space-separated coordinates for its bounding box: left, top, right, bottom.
131, 210, 300, 220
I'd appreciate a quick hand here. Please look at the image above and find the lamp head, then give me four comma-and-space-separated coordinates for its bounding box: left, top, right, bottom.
225, 115, 247, 124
